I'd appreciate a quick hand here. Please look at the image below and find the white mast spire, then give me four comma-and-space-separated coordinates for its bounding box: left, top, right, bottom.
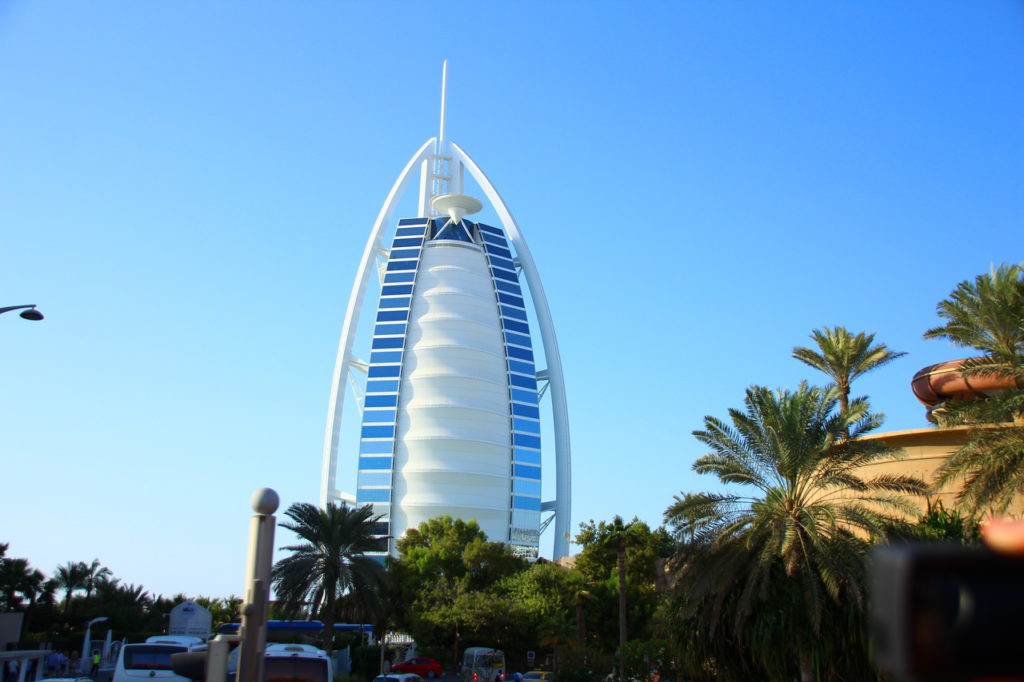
438, 59, 448, 154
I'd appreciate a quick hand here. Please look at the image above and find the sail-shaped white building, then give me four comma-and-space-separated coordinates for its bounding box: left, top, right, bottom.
319, 64, 571, 559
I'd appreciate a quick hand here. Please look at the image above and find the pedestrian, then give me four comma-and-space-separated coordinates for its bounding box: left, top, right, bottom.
47, 652, 60, 676
91, 650, 100, 676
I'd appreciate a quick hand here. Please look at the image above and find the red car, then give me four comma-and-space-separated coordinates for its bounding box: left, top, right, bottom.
391, 658, 444, 678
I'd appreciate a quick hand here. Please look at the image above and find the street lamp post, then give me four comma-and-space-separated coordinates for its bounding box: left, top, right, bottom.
80, 617, 108, 674
0, 305, 44, 321
236, 488, 279, 682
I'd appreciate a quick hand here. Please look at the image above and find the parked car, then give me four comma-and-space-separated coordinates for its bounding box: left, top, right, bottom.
392, 658, 444, 678
523, 672, 552, 681
375, 675, 425, 682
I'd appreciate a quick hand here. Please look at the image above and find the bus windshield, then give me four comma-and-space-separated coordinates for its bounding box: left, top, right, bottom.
124, 646, 188, 670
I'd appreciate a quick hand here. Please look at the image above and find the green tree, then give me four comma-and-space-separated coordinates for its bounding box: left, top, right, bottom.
573, 520, 673, 674
926, 264, 1024, 512
887, 500, 981, 543
582, 517, 637, 679
665, 383, 926, 681
271, 502, 387, 655
792, 326, 906, 414
82, 559, 112, 600
54, 561, 89, 615
496, 562, 588, 667
390, 516, 526, 660
0, 545, 47, 612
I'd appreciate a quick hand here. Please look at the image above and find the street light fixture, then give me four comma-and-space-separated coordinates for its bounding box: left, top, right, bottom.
80, 616, 108, 673
0, 304, 44, 321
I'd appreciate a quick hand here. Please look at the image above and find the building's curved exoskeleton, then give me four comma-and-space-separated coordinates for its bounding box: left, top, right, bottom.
319, 64, 571, 559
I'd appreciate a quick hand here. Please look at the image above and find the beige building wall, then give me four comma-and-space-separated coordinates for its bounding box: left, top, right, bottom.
859, 425, 1024, 518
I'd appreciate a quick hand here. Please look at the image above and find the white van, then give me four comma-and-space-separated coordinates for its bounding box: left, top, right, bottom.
113, 636, 206, 682
262, 643, 333, 682
461, 647, 505, 682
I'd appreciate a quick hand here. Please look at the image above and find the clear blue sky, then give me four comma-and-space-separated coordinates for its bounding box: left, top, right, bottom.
1, 1, 1021, 600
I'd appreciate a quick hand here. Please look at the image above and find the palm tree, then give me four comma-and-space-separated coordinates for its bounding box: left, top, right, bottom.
82, 559, 112, 599
600, 516, 637, 680
924, 263, 1024, 361
793, 327, 906, 414
271, 502, 387, 655
926, 263, 1024, 512
665, 383, 926, 681
54, 561, 89, 615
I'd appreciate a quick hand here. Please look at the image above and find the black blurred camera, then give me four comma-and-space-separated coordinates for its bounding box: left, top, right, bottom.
870, 543, 1024, 682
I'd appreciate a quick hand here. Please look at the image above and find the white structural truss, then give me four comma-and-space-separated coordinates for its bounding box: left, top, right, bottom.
319, 63, 572, 559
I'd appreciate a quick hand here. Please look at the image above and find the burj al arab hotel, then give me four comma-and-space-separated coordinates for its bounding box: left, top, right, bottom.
319, 64, 571, 560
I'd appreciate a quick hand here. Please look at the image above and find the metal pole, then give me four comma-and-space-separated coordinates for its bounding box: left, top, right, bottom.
237, 488, 279, 682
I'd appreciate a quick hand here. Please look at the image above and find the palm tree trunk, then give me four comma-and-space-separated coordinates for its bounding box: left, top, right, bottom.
576, 602, 586, 664
617, 543, 627, 681
799, 652, 814, 682
322, 589, 336, 656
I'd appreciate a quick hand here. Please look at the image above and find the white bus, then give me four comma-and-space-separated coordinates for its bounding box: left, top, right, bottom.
113, 636, 206, 682
262, 643, 333, 682
461, 647, 505, 682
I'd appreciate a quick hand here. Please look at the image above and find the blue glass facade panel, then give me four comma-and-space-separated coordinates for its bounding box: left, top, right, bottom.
389, 248, 421, 260
370, 351, 403, 364
502, 318, 530, 334
514, 448, 541, 464
358, 472, 392, 487
492, 268, 518, 282
507, 346, 535, 363
479, 223, 503, 236
379, 297, 411, 308
358, 489, 391, 503
488, 255, 516, 271
359, 455, 392, 467
368, 365, 401, 378
374, 323, 406, 336
507, 359, 534, 375
365, 394, 398, 408
487, 245, 513, 260
364, 410, 396, 423
501, 305, 528, 320
504, 331, 532, 348
374, 324, 406, 336
359, 442, 393, 455
362, 425, 395, 439
513, 479, 542, 496
510, 373, 538, 390
512, 403, 540, 419
511, 388, 538, 404
514, 464, 541, 479
377, 309, 409, 322
382, 284, 413, 296
397, 218, 428, 227
495, 279, 522, 295
371, 337, 404, 350
366, 379, 399, 392
514, 433, 541, 449
512, 495, 541, 511
392, 237, 423, 248
384, 272, 416, 284
513, 417, 541, 434
498, 293, 525, 308
386, 260, 417, 271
